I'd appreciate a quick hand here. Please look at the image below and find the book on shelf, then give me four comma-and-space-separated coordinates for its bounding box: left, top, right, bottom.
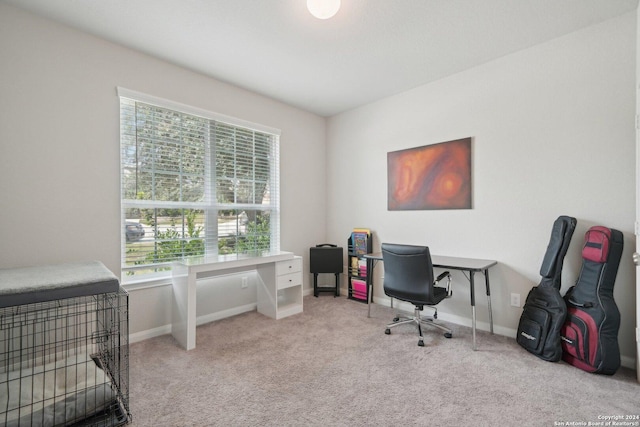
351, 231, 369, 255
352, 228, 370, 236
357, 259, 367, 276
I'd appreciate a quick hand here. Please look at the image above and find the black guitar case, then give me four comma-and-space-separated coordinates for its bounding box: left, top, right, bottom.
560, 226, 623, 375
517, 215, 577, 361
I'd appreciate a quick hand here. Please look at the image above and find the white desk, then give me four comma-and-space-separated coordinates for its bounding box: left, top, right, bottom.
171, 251, 300, 350
362, 253, 497, 350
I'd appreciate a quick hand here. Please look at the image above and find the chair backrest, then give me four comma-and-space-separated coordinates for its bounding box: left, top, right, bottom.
382, 243, 436, 306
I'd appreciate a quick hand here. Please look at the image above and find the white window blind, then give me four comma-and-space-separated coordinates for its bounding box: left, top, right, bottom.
119, 89, 280, 279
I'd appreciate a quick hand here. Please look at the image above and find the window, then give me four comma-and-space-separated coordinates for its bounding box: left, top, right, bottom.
119, 88, 280, 280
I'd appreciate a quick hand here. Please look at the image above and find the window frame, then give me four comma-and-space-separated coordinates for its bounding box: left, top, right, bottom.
118, 88, 281, 283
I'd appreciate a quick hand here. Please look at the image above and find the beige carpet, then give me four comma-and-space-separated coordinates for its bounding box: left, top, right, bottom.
128, 295, 638, 426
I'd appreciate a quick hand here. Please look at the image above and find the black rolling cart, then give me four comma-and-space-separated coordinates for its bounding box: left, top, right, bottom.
310, 244, 343, 297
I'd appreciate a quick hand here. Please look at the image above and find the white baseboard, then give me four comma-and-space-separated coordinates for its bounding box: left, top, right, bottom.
195, 303, 256, 326
130, 303, 257, 344
372, 295, 636, 369
131, 287, 317, 345
131, 292, 637, 370
372, 295, 516, 335
130, 324, 171, 344
620, 355, 636, 370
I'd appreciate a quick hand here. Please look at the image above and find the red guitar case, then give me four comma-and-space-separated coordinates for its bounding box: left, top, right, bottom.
560, 226, 623, 375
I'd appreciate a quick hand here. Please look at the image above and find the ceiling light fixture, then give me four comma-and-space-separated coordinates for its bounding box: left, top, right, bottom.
307, 0, 341, 20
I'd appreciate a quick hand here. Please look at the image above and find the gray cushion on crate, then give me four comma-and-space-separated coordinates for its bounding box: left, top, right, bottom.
0, 261, 119, 308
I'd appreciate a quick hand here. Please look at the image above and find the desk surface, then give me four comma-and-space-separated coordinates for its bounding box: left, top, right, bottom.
173, 251, 294, 273
363, 252, 497, 271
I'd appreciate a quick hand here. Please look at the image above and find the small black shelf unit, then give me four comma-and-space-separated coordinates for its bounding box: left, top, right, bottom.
347, 231, 372, 303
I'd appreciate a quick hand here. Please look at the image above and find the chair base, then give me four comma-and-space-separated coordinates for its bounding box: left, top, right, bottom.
385, 306, 452, 346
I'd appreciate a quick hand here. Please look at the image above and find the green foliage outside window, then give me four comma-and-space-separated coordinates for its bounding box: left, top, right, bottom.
143, 210, 204, 264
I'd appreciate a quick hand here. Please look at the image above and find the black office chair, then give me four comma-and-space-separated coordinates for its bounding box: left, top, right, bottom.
382, 243, 453, 346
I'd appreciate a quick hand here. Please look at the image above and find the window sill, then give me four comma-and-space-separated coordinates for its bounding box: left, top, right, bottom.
121, 274, 172, 292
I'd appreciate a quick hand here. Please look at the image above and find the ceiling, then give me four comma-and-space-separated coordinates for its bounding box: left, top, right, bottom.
3, 0, 638, 116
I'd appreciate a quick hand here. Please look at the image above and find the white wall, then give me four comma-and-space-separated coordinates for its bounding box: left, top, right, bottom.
0, 4, 327, 336
0, 3, 637, 367
326, 12, 638, 366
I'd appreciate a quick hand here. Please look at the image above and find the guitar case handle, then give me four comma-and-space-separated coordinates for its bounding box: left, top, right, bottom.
568, 298, 594, 308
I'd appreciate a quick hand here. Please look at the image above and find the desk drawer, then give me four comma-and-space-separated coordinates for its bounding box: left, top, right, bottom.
276, 257, 302, 276
277, 272, 302, 290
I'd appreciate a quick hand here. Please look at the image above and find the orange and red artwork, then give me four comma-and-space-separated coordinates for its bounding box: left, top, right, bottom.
387, 138, 472, 210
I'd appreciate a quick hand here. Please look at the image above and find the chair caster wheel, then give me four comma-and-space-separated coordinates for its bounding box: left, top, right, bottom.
433, 312, 438, 319
393, 317, 399, 322
444, 332, 452, 338
418, 340, 424, 347
385, 329, 391, 335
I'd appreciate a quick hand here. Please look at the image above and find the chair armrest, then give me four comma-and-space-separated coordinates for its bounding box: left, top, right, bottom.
435, 271, 453, 298
435, 271, 449, 282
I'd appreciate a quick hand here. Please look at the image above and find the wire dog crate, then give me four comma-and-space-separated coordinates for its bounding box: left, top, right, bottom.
0, 263, 130, 426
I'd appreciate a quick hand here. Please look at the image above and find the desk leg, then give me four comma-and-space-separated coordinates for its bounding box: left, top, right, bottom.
469, 270, 477, 351
485, 269, 494, 334
172, 266, 197, 351
366, 258, 375, 318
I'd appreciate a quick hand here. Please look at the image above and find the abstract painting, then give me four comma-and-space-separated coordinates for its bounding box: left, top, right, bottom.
387, 137, 472, 210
